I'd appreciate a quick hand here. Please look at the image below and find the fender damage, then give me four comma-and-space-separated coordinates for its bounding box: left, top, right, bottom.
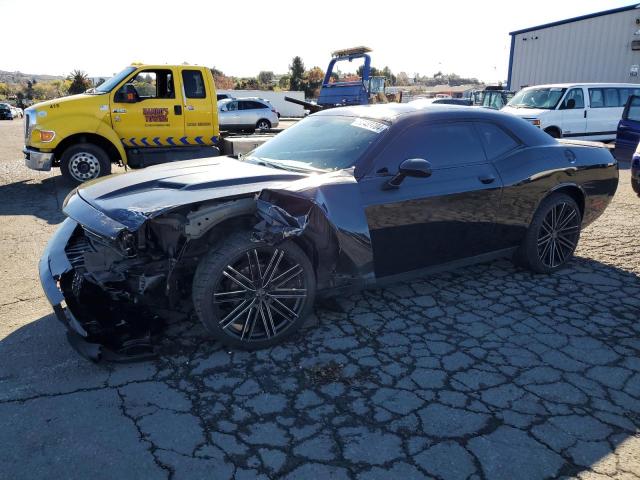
252, 171, 375, 293
41, 195, 257, 362
39, 159, 375, 362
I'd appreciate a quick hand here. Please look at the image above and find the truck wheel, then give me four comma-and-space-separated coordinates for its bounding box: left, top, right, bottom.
544, 127, 561, 139
60, 143, 111, 184
256, 119, 271, 131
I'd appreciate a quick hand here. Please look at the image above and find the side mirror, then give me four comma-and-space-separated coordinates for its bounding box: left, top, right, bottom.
114, 84, 139, 103
383, 158, 432, 190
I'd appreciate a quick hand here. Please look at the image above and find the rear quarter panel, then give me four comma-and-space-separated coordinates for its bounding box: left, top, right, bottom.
492, 144, 617, 248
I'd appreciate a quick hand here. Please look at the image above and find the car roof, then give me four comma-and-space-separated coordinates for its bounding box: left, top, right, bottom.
314, 102, 556, 147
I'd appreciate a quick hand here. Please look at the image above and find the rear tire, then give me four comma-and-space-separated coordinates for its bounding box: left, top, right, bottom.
516, 193, 582, 274
60, 143, 111, 184
192, 232, 316, 349
632, 178, 640, 196
256, 119, 271, 131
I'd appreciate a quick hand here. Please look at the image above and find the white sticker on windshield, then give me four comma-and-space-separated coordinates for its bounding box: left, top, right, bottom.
351, 118, 388, 133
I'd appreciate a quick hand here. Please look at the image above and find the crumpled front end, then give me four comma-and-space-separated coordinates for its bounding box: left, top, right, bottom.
39, 218, 169, 361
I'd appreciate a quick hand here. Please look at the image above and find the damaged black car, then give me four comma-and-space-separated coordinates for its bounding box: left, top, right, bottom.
39, 104, 618, 360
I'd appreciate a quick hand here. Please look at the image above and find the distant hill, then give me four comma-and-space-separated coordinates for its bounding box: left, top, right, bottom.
0, 70, 65, 83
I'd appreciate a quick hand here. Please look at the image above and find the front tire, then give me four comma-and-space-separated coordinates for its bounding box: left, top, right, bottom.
192, 233, 316, 349
517, 193, 582, 273
632, 177, 640, 196
60, 143, 111, 184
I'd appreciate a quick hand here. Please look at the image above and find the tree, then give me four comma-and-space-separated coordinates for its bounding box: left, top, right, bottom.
67, 70, 90, 94
210, 67, 235, 90
303, 66, 324, 98
278, 75, 291, 90
396, 72, 410, 86
257, 71, 274, 86
289, 56, 305, 91
26, 80, 35, 100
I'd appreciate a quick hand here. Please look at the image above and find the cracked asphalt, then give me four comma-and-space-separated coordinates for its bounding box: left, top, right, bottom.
1, 118, 640, 479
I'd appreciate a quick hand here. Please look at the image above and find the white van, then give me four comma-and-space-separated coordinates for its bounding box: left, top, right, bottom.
501, 83, 640, 141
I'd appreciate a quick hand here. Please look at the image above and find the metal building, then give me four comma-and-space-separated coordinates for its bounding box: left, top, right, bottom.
508, 4, 640, 91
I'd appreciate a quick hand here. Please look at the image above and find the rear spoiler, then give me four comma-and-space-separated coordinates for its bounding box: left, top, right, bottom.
557, 138, 613, 150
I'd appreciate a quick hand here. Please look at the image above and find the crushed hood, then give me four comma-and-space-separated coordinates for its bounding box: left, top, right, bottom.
69, 156, 305, 231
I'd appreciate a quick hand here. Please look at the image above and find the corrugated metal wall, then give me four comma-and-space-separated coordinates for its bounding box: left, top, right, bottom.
510, 9, 640, 90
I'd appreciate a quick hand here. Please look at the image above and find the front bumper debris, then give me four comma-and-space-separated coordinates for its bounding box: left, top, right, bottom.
24, 147, 54, 171
38, 218, 156, 362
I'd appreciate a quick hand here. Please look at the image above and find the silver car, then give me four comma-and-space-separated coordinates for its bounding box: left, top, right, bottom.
218, 98, 279, 131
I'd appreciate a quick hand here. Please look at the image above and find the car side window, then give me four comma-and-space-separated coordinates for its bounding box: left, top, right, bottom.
561, 88, 584, 109
116, 69, 175, 102
377, 122, 486, 172
182, 70, 206, 99
627, 97, 640, 122
475, 123, 520, 160
225, 101, 238, 111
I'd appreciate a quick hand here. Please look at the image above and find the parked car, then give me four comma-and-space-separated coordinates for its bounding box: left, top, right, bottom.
0, 104, 13, 120
502, 83, 640, 141
39, 104, 618, 360
218, 98, 279, 131
614, 94, 640, 162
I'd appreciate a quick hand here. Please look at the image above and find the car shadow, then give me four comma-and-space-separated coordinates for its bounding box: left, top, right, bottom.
1, 255, 639, 478
0, 176, 74, 224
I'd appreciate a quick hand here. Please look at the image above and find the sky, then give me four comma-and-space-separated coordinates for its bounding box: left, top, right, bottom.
0, 0, 634, 83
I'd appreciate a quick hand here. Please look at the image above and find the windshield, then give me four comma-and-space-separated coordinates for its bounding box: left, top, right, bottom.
94, 66, 137, 93
508, 87, 567, 109
245, 115, 388, 171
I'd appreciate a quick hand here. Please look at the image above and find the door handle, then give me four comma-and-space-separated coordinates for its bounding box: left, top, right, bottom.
174, 105, 182, 115
583, 110, 587, 118
478, 175, 496, 184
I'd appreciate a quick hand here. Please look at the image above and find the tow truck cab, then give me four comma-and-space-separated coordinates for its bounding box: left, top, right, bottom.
24, 65, 222, 183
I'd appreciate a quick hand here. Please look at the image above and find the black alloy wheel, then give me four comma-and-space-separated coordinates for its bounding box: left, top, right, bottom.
516, 193, 582, 273
536, 201, 581, 269
193, 234, 315, 349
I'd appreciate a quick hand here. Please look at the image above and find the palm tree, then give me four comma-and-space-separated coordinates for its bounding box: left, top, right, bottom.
67, 70, 89, 95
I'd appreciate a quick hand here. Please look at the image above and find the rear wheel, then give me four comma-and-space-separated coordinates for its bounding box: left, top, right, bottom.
256, 119, 271, 131
60, 143, 111, 184
192, 233, 316, 349
632, 177, 640, 195
516, 193, 582, 273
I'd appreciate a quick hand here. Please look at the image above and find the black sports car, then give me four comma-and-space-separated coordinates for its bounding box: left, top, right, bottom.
40, 104, 618, 360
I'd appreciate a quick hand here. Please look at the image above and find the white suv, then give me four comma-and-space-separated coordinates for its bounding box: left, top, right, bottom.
218, 98, 280, 132
502, 83, 640, 141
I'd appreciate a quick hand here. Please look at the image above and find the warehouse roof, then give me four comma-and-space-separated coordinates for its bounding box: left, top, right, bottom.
510, 3, 640, 35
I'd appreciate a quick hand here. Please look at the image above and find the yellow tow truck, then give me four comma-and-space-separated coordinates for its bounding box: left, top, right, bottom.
24, 64, 252, 183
